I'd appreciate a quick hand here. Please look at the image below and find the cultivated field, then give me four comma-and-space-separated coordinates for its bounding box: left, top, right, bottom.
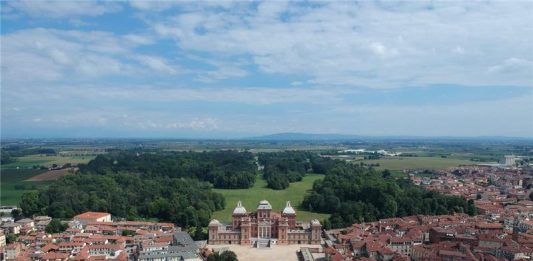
1, 154, 89, 205
212, 174, 329, 223
26, 168, 74, 182
0, 169, 50, 205
1, 154, 94, 169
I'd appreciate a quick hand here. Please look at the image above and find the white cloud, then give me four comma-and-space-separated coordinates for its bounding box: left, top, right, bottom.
134, 55, 178, 74
128, 0, 180, 12
488, 58, 533, 74
2, 83, 354, 106
2, 1, 532, 137
152, 1, 533, 88
6, 0, 121, 18
0, 28, 176, 83
197, 66, 249, 82
2, 80, 531, 136
369, 42, 398, 59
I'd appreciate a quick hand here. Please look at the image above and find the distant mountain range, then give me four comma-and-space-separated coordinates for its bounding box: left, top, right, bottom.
247, 132, 533, 141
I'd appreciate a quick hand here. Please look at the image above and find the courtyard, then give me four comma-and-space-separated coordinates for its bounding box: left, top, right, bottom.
207, 244, 326, 261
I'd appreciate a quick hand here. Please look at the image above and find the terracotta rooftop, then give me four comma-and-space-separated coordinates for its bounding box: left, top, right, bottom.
73, 212, 110, 220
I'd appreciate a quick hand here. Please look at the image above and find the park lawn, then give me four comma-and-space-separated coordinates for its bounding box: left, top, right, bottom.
360, 156, 476, 171
212, 173, 330, 223
1, 154, 94, 169
0, 169, 51, 206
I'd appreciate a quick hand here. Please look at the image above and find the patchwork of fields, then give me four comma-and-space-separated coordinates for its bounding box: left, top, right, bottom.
360, 156, 476, 170
1, 154, 93, 205
1, 154, 94, 169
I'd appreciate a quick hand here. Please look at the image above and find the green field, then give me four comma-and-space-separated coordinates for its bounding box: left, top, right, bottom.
1, 154, 94, 170
212, 173, 330, 223
1, 154, 93, 205
0, 169, 51, 205
360, 156, 476, 171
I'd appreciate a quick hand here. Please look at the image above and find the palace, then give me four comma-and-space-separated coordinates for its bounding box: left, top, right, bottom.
208, 200, 321, 247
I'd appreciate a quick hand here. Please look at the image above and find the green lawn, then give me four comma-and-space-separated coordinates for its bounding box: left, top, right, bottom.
1, 154, 94, 170
360, 156, 476, 171
0, 169, 51, 206
212, 173, 330, 223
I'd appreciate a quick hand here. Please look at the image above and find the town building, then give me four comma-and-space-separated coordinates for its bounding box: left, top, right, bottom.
0, 232, 6, 247
138, 232, 201, 261
73, 212, 112, 225
0, 211, 182, 260
208, 200, 321, 247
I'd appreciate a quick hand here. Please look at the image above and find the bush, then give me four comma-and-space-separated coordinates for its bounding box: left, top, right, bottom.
45, 219, 68, 234
14, 184, 26, 190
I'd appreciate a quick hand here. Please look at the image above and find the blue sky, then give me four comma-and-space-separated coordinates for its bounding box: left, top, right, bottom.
1, 1, 532, 138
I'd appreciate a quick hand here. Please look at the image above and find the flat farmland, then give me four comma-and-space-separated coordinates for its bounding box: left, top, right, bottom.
0, 154, 88, 205
0, 169, 51, 205
360, 156, 476, 171
212, 174, 329, 223
1, 154, 94, 169
26, 168, 74, 182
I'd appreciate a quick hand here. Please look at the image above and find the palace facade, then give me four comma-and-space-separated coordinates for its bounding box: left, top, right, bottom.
208, 200, 321, 246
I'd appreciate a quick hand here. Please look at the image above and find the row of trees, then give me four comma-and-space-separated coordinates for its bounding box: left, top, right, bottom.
80, 151, 257, 189
207, 251, 238, 261
2, 147, 56, 158
20, 172, 225, 228
302, 163, 475, 228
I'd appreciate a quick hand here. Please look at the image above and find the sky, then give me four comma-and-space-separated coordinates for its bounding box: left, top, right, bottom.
1, 0, 532, 139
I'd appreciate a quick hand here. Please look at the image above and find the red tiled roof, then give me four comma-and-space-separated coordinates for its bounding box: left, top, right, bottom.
41, 252, 69, 260
476, 223, 503, 229
73, 212, 110, 220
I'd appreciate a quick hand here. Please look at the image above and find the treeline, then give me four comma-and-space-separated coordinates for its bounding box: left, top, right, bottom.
2, 147, 56, 158
1, 149, 16, 164
20, 172, 225, 228
258, 151, 339, 190
302, 163, 475, 228
79, 151, 257, 189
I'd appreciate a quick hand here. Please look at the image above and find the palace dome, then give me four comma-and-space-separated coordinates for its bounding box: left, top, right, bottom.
232, 201, 247, 215
257, 200, 272, 210
282, 201, 296, 215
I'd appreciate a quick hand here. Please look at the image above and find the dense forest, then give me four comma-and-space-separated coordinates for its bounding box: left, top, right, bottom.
258, 151, 313, 189
80, 151, 257, 189
258, 151, 340, 189
302, 163, 476, 228
20, 172, 225, 228
18, 149, 475, 230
